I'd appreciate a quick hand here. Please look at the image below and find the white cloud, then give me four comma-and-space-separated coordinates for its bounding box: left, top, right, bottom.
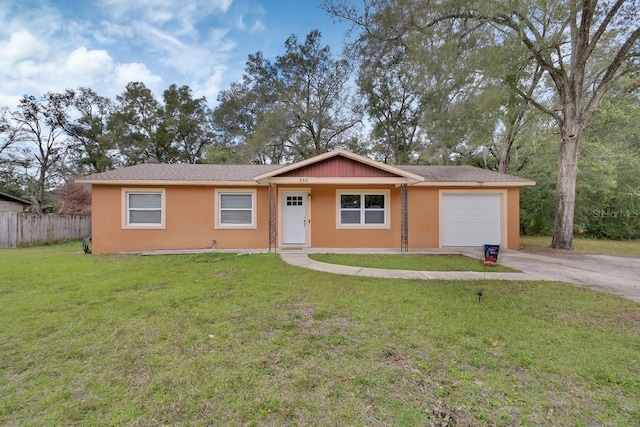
85, 0, 243, 103
95, 21, 135, 44
0, 30, 48, 66
216, 0, 234, 13
0, 2, 64, 40
66, 47, 114, 77
114, 63, 163, 87
124, 20, 236, 90
147, 9, 174, 24
250, 19, 265, 33
0, 27, 163, 106
138, 21, 185, 50
192, 65, 227, 103
237, 8, 266, 34
98, 0, 233, 33
0, 93, 20, 109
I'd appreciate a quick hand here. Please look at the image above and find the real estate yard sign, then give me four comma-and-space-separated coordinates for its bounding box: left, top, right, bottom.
484, 244, 500, 265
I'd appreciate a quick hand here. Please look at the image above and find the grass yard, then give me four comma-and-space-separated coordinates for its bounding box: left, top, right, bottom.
1, 243, 639, 425
522, 236, 640, 257
308, 253, 517, 272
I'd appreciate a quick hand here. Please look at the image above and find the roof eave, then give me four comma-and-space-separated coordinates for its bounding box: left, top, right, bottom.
75, 179, 263, 186
264, 177, 417, 185
0, 191, 31, 205
414, 181, 536, 187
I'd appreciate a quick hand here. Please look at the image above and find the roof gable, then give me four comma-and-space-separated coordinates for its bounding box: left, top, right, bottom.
275, 155, 399, 178
255, 150, 424, 184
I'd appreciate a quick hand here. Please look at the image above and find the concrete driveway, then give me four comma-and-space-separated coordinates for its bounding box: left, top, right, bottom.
462, 248, 640, 303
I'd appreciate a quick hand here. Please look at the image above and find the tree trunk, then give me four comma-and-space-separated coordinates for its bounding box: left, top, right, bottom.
395, 143, 409, 165
497, 134, 513, 174
551, 128, 580, 250
35, 166, 47, 214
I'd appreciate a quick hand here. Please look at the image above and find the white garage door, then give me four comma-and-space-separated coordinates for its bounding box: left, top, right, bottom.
441, 193, 501, 246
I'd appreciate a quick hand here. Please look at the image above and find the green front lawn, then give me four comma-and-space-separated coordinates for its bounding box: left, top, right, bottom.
308, 253, 518, 272
1, 243, 639, 425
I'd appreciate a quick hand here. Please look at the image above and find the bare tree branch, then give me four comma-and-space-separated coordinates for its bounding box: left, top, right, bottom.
583, 26, 640, 125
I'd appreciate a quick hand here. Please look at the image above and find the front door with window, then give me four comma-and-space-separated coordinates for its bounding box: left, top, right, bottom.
281, 191, 307, 245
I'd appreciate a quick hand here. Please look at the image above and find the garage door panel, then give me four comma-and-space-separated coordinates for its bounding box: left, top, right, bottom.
441, 193, 501, 246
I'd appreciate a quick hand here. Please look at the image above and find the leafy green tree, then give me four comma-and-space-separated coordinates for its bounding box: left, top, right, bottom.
209, 80, 268, 163
109, 82, 216, 165
474, 37, 547, 174
519, 80, 640, 239
576, 83, 640, 238
108, 82, 173, 164
213, 30, 361, 163
211, 76, 299, 164
162, 84, 214, 164
46, 87, 116, 174
357, 46, 424, 164
518, 126, 565, 237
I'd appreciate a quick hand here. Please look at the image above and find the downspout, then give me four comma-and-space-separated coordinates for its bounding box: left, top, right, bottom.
269, 183, 277, 252
401, 184, 408, 252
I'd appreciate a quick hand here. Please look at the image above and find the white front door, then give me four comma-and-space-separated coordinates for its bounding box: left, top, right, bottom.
281, 191, 307, 245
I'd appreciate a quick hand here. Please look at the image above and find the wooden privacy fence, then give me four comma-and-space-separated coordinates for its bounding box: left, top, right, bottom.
0, 212, 91, 248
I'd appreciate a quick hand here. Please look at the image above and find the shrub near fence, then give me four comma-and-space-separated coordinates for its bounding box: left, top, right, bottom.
0, 212, 91, 248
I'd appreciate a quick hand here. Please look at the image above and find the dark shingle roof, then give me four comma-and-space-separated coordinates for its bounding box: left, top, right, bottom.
397, 165, 534, 183
77, 163, 284, 183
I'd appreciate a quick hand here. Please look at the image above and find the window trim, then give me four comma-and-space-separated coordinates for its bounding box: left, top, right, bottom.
336, 189, 390, 229
215, 188, 257, 229
121, 188, 166, 229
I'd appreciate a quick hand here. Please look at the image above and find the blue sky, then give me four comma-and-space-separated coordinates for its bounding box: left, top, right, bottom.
0, 0, 352, 108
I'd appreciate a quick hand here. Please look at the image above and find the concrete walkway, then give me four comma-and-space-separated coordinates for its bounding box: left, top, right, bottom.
279, 248, 544, 282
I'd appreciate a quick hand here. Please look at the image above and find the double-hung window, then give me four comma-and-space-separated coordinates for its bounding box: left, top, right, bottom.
123, 189, 165, 229
337, 190, 389, 228
215, 189, 256, 228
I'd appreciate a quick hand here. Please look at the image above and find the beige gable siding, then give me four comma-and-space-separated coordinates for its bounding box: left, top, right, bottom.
0, 201, 25, 212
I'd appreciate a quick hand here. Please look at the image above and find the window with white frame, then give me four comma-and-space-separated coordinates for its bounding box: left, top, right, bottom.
337, 191, 388, 227
215, 189, 256, 228
123, 189, 165, 228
